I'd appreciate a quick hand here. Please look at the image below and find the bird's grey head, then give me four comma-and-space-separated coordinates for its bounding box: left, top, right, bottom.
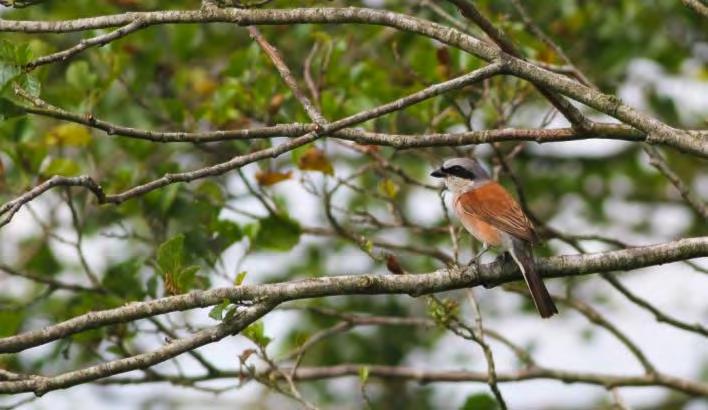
430, 157, 490, 192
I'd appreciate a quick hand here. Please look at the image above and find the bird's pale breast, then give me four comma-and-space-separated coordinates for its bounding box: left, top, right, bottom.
454, 196, 503, 246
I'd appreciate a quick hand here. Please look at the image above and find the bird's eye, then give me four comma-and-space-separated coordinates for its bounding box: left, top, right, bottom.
448, 165, 475, 179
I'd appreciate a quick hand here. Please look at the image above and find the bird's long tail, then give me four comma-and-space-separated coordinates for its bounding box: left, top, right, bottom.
509, 239, 558, 318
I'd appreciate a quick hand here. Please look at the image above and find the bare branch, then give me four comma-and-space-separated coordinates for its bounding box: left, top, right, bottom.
0, 175, 106, 228
643, 144, 708, 219
248, 26, 326, 125
446, 0, 592, 130
0, 302, 275, 395
602, 273, 708, 337
100, 363, 708, 396
25, 19, 147, 69
507, 0, 595, 88
0, 264, 103, 294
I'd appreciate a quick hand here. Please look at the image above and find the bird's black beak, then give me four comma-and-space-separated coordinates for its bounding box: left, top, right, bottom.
430, 168, 446, 178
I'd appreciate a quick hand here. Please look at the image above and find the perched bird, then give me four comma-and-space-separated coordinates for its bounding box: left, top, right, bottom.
431, 157, 558, 318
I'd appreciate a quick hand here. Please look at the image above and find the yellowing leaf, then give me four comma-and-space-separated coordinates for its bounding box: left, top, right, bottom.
378, 178, 399, 198
255, 170, 292, 186
297, 147, 333, 175
536, 45, 559, 64
41, 157, 80, 176
45, 123, 92, 147
189, 68, 217, 97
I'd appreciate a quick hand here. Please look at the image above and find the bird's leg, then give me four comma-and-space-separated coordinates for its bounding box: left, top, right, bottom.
501, 251, 512, 264
467, 243, 490, 268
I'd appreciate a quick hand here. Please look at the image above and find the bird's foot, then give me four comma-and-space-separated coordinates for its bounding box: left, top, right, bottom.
467, 245, 490, 267
495, 251, 512, 265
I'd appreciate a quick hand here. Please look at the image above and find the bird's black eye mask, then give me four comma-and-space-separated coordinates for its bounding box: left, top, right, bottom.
443, 165, 477, 180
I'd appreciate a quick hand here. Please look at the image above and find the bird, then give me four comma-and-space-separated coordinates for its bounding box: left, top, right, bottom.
430, 157, 558, 318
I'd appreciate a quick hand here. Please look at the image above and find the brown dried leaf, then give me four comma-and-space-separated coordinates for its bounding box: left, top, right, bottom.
436, 47, 451, 79
255, 170, 292, 186
386, 254, 404, 275
357, 144, 380, 154
268, 93, 286, 116
297, 147, 333, 175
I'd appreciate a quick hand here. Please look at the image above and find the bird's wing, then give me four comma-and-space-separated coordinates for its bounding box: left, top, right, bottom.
456, 182, 536, 242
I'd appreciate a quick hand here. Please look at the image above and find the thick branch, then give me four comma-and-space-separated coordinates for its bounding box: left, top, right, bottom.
0, 237, 704, 354
681, 0, 708, 18
1, 7, 702, 155
20, 95, 646, 146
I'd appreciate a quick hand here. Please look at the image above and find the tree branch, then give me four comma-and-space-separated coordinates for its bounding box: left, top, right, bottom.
643, 144, 708, 219
681, 0, 708, 18
2, 63, 502, 227
25, 19, 147, 69
446, 0, 592, 131
0, 237, 704, 354
19, 94, 647, 146
99, 363, 708, 397
0, 302, 275, 395
2, 7, 701, 154
0, 176, 106, 228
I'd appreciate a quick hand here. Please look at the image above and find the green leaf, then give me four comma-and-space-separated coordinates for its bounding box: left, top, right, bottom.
105, 345, 123, 356
209, 299, 231, 321
358, 366, 369, 384
0, 98, 25, 121
157, 234, 185, 275
0, 62, 21, 94
251, 214, 301, 252
243, 222, 260, 241
223, 305, 238, 321
66, 61, 97, 92
0, 40, 31, 65
0, 40, 30, 94
176, 264, 200, 292
196, 180, 224, 205
0, 309, 24, 337
102, 259, 144, 299
242, 321, 271, 347
234, 271, 247, 286
363, 239, 373, 254
45, 123, 92, 147
146, 275, 158, 298
41, 157, 80, 176
17, 73, 41, 97
460, 393, 498, 410
160, 183, 180, 214
214, 219, 243, 245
